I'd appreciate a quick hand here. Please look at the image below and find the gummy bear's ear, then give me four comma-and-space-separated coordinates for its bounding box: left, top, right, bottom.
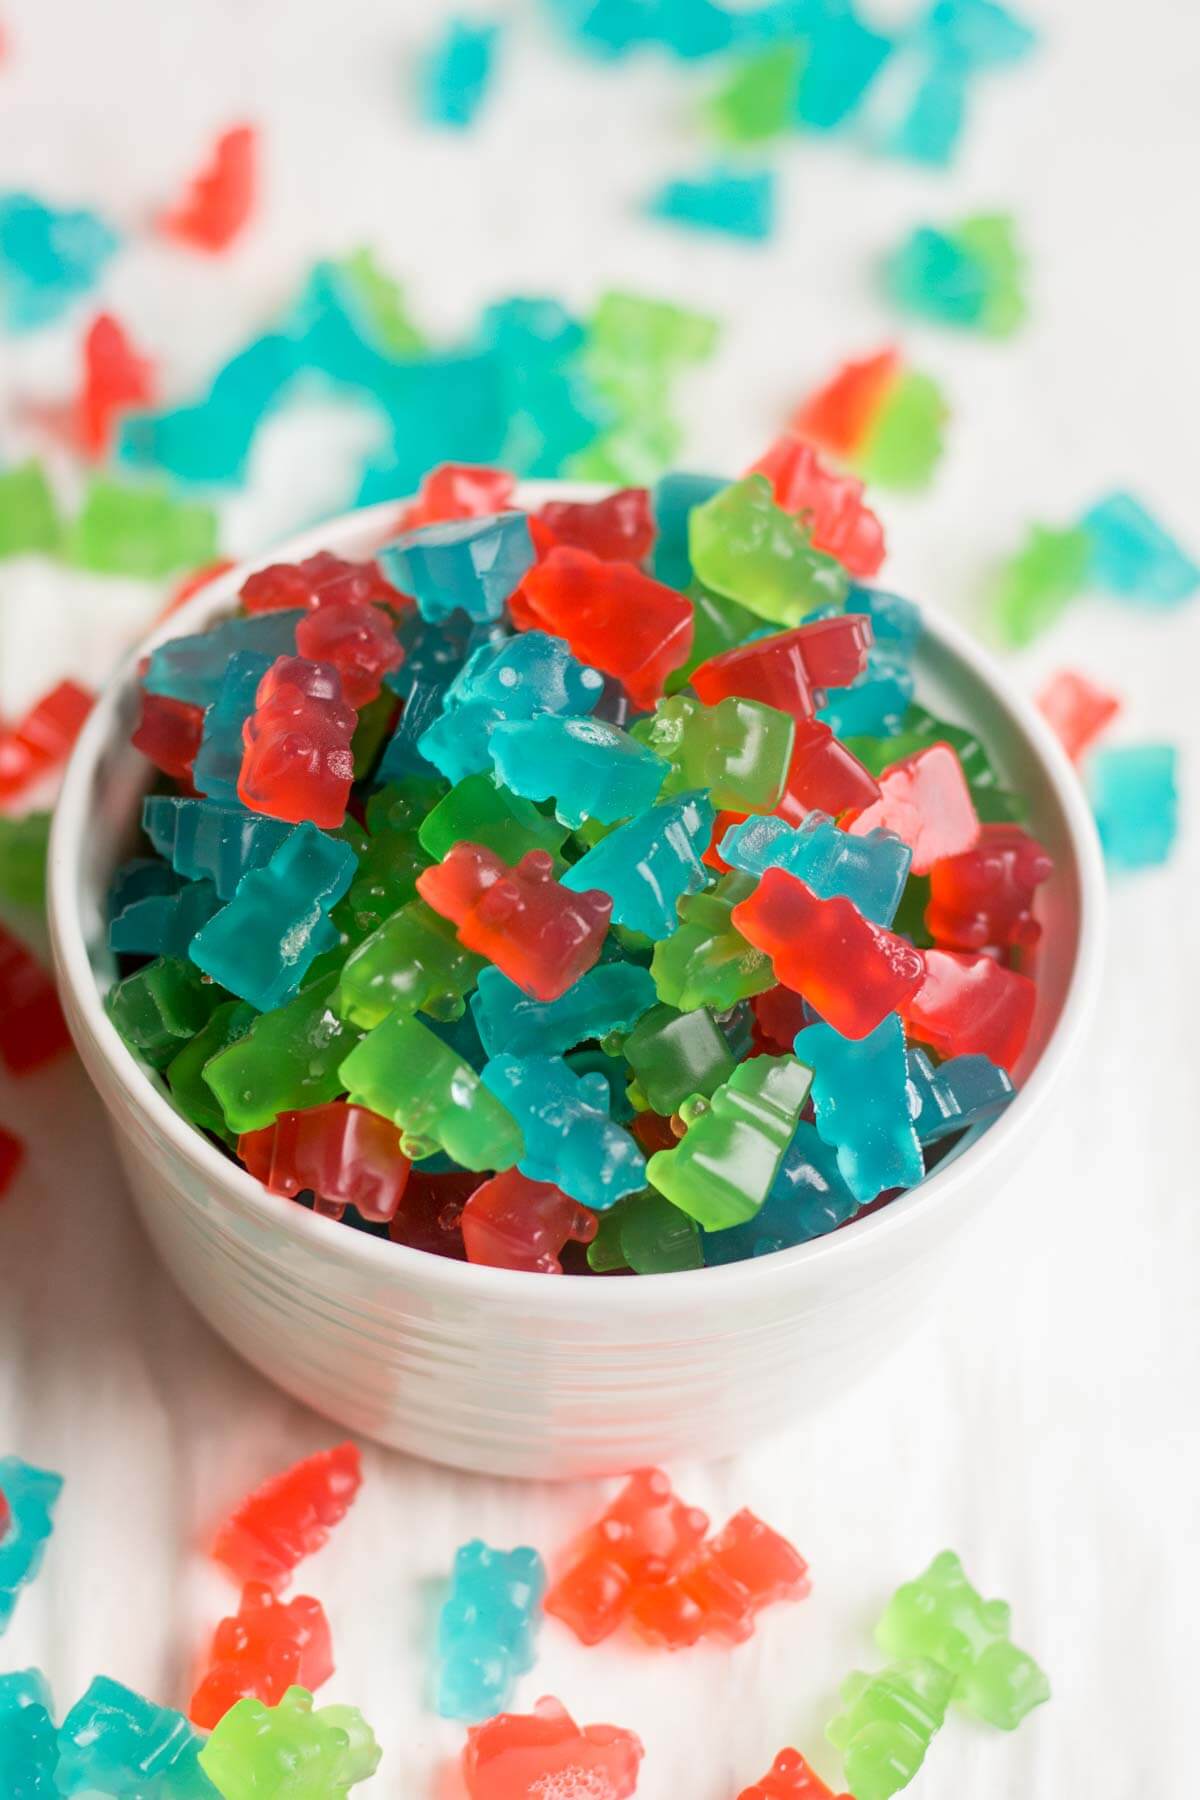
982, 1598, 1012, 1632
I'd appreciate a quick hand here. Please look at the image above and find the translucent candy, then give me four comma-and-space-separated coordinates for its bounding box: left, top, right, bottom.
145, 611, 303, 708
0, 1668, 58, 1800
159, 125, 257, 253
562, 791, 715, 938
1089, 743, 1178, 870
1079, 490, 1199, 608
65, 478, 218, 578
646, 166, 776, 240
689, 475, 849, 624
106, 956, 232, 1071
109, 876, 220, 959
535, 487, 655, 563
418, 770, 567, 864
192, 652, 274, 803
203, 972, 362, 1134
0, 192, 119, 330
166, 1000, 256, 1141
463, 1695, 643, 1800
646, 1053, 813, 1229
544, 1468, 709, 1645
792, 347, 901, 461
238, 656, 357, 829
736, 1746, 852, 1800
993, 523, 1091, 645
795, 1014, 923, 1204
419, 17, 501, 129
854, 370, 947, 491
238, 1102, 412, 1224
212, 1443, 363, 1588
721, 811, 912, 927
1035, 669, 1119, 762
381, 513, 535, 624
649, 869, 771, 1011
622, 1002, 735, 1115
67, 311, 156, 458
845, 742, 980, 874
705, 42, 805, 145
906, 1049, 1015, 1146
518, 546, 695, 708
796, 7, 892, 128
190, 1584, 334, 1729
57, 1677, 218, 1799
883, 214, 1025, 337
630, 1507, 810, 1648
651, 471, 725, 590
471, 959, 656, 1059
925, 822, 1052, 949
702, 1119, 860, 1262
0, 679, 92, 804
747, 435, 886, 579
489, 713, 668, 826
436, 1540, 546, 1720
418, 629, 606, 782
826, 1660, 955, 1800
0, 1458, 62, 1632
144, 797, 296, 901
341, 1011, 524, 1169
0, 924, 71, 1074
198, 1686, 380, 1800
901, 948, 1035, 1068
0, 460, 61, 558
480, 1053, 646, 1208
461, 1171, 597, 1275
632, 693, 795, 811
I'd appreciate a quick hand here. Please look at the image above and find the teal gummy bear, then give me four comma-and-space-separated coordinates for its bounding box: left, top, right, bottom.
720, 810, 912, 927
562, 791, 715, 938
906, 1048, 1015, 1147
57, 1677, 219, 1799
845, 583, 923, 660
702, 1119, 859, 1263
796, 8, 893, 128
192, 652, 273, 802
473, 295, 607, 477
382, 611, 507, 778
480, 1052, 647, 1209
546, 0, 739, 60
189, 824, 356, 1010
142, 797, 296, 901
884, 225, 995, 329
0, 1457, 63, 1633
107, 858, 182, 920
418, 630, 605, 782
489, 714, 668, 827
652, 472, 725, 591
1090, 745, 1179, 872
1080, 491, 1200, 609
922, 0, 1037, 67
145, 612, 302, 708
435, 1541, 546, 1722
120, 333, 297, 486
0, 193, 120, 331
109, 877, 220, 959
0, 1670, 57, 1799
471, 960, 657, 1058
419, 18, 501, 129
646, 167, 775, 241
380, 512, 535, 624
795, 1014, 923, 1204
818, 648, 915, 739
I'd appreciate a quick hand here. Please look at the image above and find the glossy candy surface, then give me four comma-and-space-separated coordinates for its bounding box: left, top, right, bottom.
647, 1054, 813, 1229
436, 1541, 546, 1719
1090, 744, 1178, 871
461, 1170, 597, 1274
517, 546, 694, 707
826, 1660, 954, 1800
562, 791, 715, 938
57, 1677, 218, 1798
0, 1458, 62, 1633
198, 1686, 380, 1799
490, 713, 668, 826
737, 1747, 852, 1800
481, 1054, 645, 1208
0, 1668, 58, 1800
795, 1016, 923, 1204
689, 475, 849, 623
545, 1469, 710, 1645
925, 823, 1052, 949
342, 1011, 524, 1169
631, 1508, 810, 1648
463, 1696, 643, 1800
190, 1584, 334, 1728
238, 1101, 411, 1222
238, 656, 357, 827
159, 125, 257, 253
212, 1442, 362, 1588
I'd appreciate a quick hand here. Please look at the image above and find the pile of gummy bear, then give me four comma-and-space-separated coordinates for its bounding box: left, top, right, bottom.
0, 1441, 1049, 1798
104, 444, 1051, 1277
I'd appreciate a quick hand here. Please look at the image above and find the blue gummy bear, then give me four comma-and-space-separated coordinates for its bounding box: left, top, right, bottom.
380, 512, 535, 624
562, 792, 715, 938
142, 797, 296, 901
56, 1677, 218, 1799
546, 0, 740, 61
192, 651, 273, 803
652, 472, 726, 591
884, 226, 992, 329
702, 1120, 859, 1263
794, 1014, 923, 1203
477, 297, 609, 477
189, 823, 357, 1010
885, 54, 970, 166
0, 194, 120, 331
471, 960, 657, 1059
420, 18, 502, 129
1079, 492, 1200, 609
489, 714, 668, 827
480, 1053, 647, 1208
0, 1457, 63, 1633
120, 334, 298, 487
646, 168, 775, 241
1090, 745, 1179, 872
144, 612, 302, 709
107, 858, 182, 922
720, 810, 911, 927
844, 583, 923, 661
921, 0, 1037, 67
566, 1047, 636, 1121
109, 877, 221, 959
796, 9, 893, 129
906, 1048, 1015, 1146
0, 1670, 57, 1800
817, 649, 915, 738
435, 1540, 546, 1722
418, 631, 605, 783
377, 677, 453, 781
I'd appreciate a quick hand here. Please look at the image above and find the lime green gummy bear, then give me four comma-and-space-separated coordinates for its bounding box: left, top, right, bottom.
826, 1659, 955, 1800
106, 957, 231, 1070
854, 371, 946, 492
956, 214, 1026, 337
335, 898, 484, 1029
198, 1685, 380, 1800
632, 693, 795, 812
418, 771, 568, 866
650, 870, 773, 1012
993, 523, 1092, 646
704, 41, 806, 145
0, 459, 60, 558
203, 971, 363, 1133
688, 474, 849, 624
339, 1010, 523, 1169
876, 1550, 1050, 1731
65, 477, 218, 577
646, 1054, 812, 1230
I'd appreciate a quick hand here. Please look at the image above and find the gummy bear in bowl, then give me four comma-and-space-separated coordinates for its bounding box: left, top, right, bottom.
49, 462, 1103, 1475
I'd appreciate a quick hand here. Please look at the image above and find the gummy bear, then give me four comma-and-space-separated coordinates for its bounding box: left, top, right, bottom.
480, 1053, 646, 1209
631, 1507, 810, 1648
689, 475, 849, 624
166, 1000, 256, 1141
651, 471, 726, 590
436, 1540, 547, 1720
198, 1686, 380, 1800
68, 312, 156, 459
238, 656, 357, 828
295, 600, 403, 707
0, 1457, 62, 1632
993, 523, 1091, 646
387, 1167, 475, 1260
795, 1015, 923, 1204
106, 956, 231, 1071
191, 652, 274, 803
562, 791, 715, 939
791, 347, 901, 461
516, 545, 694, 707
705, 42, 805, 146
56, 1677, 218, 1799
649, 870, 772, 1011
419, 17, 501, 129
238, 1101, 411, 1223
190, 1583, 334, 1729
702, 1119, 860, 1262
854, 371, 947, 492
0, 679, 92, 804
622, 1002, 735, 1115
0, 193, 120, 331
419, 769, 568, 865
381, 512, 534, 623
1090, 743, 1178, 871
0, 924, 72, 1075
1035, 669, 1119, 762
335, 898, 483, 1028
146, 610, 303, 709
844, 742, 980, 873
471, 959, 656, 1059
109, 875, 220, 959
341, 1010, 524, 1169
901, 948, 1035, 1069
905, 1049, 1015, 1146
721, 812, 912, 928
132, 689, 205, 784
418, 629, 606, 783
692, 614, 873, 722
159, 124, 257, 253
0, 1668, 58, 1800
461, 1170, 598, 1274
545, 1469, 710, 1646
747, 435, 886, 578
143, 796, 295, 900
489, 713, 668, 827
925, 822, 1052, 950
1079, 490, 1199, 608
646, 166, 776, 241
646, 1053, 813, 1229
775, 717, 881, 823
535, 487, 655, 564
737, 1746, 852, 1800
826, 1660, 955, 1800
212, 1443, 363, 1588
399, 462, 516, 529
463, 1695, 643, 1800
633, 692, 795, 811
203, 971, 361, 1134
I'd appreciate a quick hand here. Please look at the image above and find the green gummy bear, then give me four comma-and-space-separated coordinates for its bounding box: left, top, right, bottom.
584, 291, 720, 404
855, 371, 946, 492
993, 523, 1092, 646
203, 971, 363, 1133
704, 41, 806, 145
876, 1550, 1050, 1731
418, 772, 568, 865
622, 1003, 735, 1116
166, 999, 257, 1140
0, 460, 61, 558
650, 871, 773, 1012
340, 1011, 523, 1169
619, 1187, 704, 1273
335, 898, 483, 1029
0, 810, 52, 906
198, 1685, 381, 1800
106, 957, 231, 1071
889, 874, 935, 950
827, 1659, 955, 1800
65, 478, 219, 577
633, 692, 794, 812
688, 474, 849, 624
955, 213, 1026, 337
844, 704, 1026, 824
646, 1054, 812, 1230
350, 689, 401, 782
667, 581, 762, 693
342, 821, 429, 938
586, 1193, 635, 1271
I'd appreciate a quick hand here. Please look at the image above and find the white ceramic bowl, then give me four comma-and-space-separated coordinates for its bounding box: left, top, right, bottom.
48, 487, 1106, 1480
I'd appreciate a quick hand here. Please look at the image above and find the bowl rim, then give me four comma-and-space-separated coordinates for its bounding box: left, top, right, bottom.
48, 486, 1108, 1305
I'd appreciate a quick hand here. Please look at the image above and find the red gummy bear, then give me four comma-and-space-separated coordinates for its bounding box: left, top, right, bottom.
534, 488, 655, 566
212, 1442, 363, 1589
0, 679, 93, 803
68, 313, 156, 460
188, 1581, 333, 1729
844, 743, 980, 874
629, 1110, 678, 1155
791, 347, 901, 461
751, 985, 810, 1055
398, 462, 516, 531
131, 687, 204, 785
295, 600, 403, 707
159, 123, 257, 253
748, 434, 886, 577
902, 949, 1036, 1071
387, 1168, 476, 1260
632, 1508, 811, 1649
238, 655, 356, 828
516, 546, 694, 709
463, 1696, 644, 1800
732, 870, 926, 1041
545, 1468, 710, 1646
238, 1101, 412, 1224
1036, 669, 1120, 762
738, 1747, 852, 1800
417, 844, 612, 1003
0, 1125, 25, 1200
691, 617, 873, 722
775, 719, 880, 824
240, 552, 405, 616
926, 824, 1053, 952
461, 1170, 598, 1275
0, 924, 72, 1076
